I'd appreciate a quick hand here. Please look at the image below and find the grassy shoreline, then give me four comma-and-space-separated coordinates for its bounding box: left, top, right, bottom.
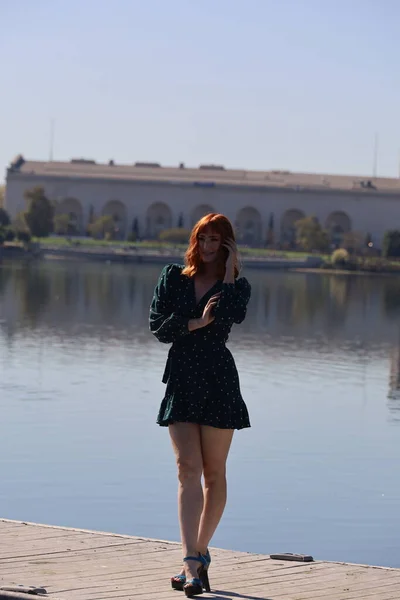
2, 236, 399, 275
34, 236, 321, 259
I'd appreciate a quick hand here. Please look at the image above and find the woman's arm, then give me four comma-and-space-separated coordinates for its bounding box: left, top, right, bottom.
149, 265, 219, 343
214, 239, 251, 324
214, 277, 251, 324
149, 265, 190, 343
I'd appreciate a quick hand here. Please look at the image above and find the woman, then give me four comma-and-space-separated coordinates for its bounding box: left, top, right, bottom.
149, 213, 251, 597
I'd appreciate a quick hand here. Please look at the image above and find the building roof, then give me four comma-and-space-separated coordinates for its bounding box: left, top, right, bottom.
7, 155, 400, 194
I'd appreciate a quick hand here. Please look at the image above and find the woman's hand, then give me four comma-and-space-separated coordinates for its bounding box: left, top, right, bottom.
223, 238, 237, 283
188, 293, 221, 331
200, 293, 221, 326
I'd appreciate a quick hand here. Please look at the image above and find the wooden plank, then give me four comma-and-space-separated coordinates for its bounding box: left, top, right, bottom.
76, 574, 400, 598
0, 593, 64, 600
0, 520, 399, 600
1, 560, 328, 586
243, 572, 400, 597
1, 564, 343, 597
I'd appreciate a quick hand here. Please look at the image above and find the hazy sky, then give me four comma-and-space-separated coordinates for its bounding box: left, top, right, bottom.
1, 0, 399, 182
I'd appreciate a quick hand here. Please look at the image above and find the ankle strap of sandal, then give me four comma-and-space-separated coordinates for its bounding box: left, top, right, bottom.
183, 554, 206, 564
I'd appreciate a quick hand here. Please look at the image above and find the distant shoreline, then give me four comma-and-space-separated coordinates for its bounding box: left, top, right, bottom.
1, 242, 399, 276
38, 245, 323, 270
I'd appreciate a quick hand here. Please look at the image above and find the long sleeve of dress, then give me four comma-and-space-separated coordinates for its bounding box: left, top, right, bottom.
149, 264, 191, 344
214, 277, 251, 325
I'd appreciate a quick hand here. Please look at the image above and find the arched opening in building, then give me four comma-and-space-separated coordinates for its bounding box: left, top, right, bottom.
146, 202, 173, 238
325, 211, 352, 246
190, 204, 216, 227
235, 207, 262, 246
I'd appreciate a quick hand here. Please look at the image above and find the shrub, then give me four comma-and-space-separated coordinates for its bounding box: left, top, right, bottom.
4, 227, 16, 242
382, 230, 400, 258
54, 213, 71, 235
17, 230, 32, 243
12, 211, 29, 233
331, 248, 350, 268
359, 257, 400, 273
127, 232, 137, 242
159, 228, 190, 244
361, 257, 385, 272
0, 207, 11, 227
342, 231, 364, 254
88, 215, 115, 239
325, 253, 400, 273
0, 226, 15, 244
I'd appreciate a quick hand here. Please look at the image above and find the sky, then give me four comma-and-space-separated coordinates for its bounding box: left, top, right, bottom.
1, 0, 400, 182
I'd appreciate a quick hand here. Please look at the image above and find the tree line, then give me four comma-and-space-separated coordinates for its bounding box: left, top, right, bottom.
292, 215, 400, 258
0, 186, 191, 245
0, 186, 136, 244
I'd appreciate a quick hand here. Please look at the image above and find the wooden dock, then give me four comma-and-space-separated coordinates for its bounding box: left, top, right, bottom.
1, 519, 400, 600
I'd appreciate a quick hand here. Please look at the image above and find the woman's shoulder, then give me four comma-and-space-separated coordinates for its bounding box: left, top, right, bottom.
230, 276, 251, 298
161, 263, 185, 274
222, 275, 251, 297
159, 263, 186, 282
234, 276, 251, 291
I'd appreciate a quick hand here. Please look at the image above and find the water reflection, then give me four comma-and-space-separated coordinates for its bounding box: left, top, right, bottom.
388, 328, 400, 422
1, 261, 400, 427
0, 261, 399, 344
1, 260, 400, 566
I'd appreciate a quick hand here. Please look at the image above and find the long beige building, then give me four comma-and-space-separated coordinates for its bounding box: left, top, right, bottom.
4, 155, 400, 247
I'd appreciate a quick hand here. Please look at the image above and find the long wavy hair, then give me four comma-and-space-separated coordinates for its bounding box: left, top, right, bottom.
182, 213, 239, 279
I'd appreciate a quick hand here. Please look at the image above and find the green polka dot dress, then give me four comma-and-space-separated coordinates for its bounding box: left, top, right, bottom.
149, 264, 251, 430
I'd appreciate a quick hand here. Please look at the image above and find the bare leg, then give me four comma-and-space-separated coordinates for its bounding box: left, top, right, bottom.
197, 426, 234, 554
169, 423, 204, 581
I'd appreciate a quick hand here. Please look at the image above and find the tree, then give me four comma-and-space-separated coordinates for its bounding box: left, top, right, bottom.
0, 207, 10, 227
54, 214, 71, 235
0, 185, 4, 209
88, 215, 115, 239
24, 187, 54, 237
3, 227, 15, 242
295, 216, 330, 252
85, 204, 96, 236
132, 217, 139, 237
383, 230, 400, 258
127, 218, 140, 242
178, 213, 184, 228
365, 232, 372, 247
17, 230, 31, 244
159, 228, 190, 244
13, 211, 29, 233
0, 225, 14, 245
266, 212, 274, 246
88, 204, 95, 224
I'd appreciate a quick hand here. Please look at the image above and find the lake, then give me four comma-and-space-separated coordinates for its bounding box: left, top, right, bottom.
0, 259, 399, 567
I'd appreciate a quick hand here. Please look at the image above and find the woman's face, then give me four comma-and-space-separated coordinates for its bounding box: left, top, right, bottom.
198, 227, 222, 264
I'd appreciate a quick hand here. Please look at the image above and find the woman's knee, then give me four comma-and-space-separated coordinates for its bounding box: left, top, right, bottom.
176, 458, 202, 484
203, 463, 226, 488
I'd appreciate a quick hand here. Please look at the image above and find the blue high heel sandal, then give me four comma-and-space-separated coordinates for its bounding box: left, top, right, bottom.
171, 550, 211, 593
183, 552, 211, 597
171, 573, 186, 591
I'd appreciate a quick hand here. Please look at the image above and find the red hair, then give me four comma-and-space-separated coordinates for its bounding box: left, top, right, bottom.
182, 213, 239, 279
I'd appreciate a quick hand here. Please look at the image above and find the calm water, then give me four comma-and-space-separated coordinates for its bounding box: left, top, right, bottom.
0, 260, 400, 567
